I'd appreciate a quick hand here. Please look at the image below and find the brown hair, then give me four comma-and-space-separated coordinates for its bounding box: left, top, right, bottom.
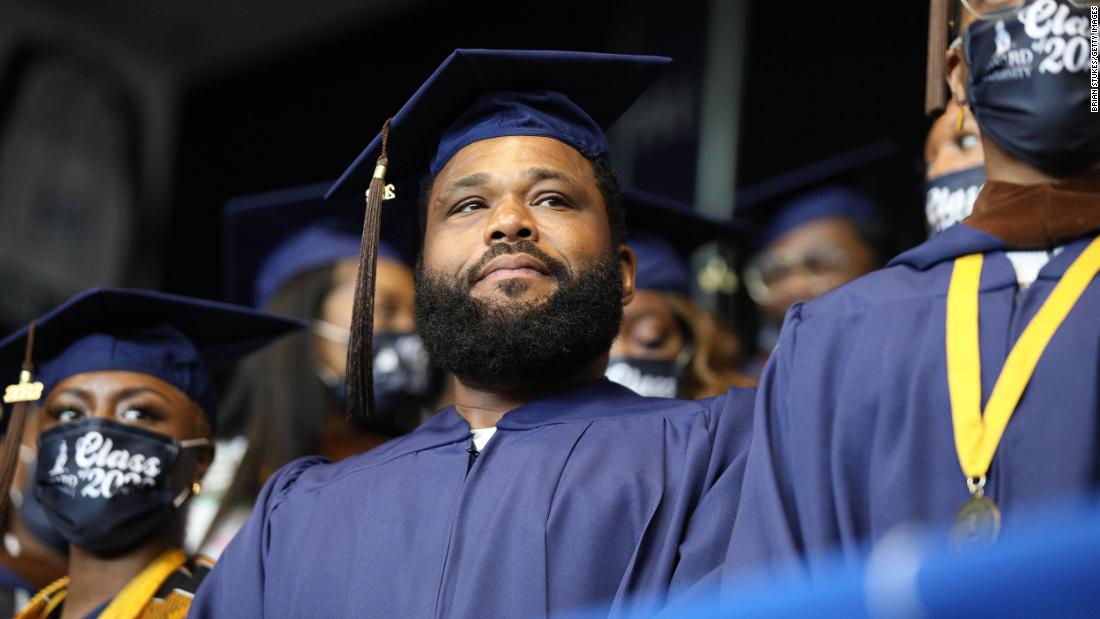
663, 293, 757, 398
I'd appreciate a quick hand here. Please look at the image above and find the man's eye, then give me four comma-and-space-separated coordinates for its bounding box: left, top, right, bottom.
535, 195, 570, 208
454, 200, 487, 214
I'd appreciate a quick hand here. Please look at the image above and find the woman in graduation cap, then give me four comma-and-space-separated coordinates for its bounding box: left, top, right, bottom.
738, 143, 895, 359
724, 0, 1100, 581
607, 189, 754, 398
0, 288, 300, 618
924, 99, 986, 236
192, 182, 443, 557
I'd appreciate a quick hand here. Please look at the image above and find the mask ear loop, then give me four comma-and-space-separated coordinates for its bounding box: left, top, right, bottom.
172, 438, 211, 508
672, 314, 697, 374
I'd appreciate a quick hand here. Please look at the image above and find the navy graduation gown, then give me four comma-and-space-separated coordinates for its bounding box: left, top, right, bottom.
191, 380, 753, 618
724, 225, 1100, 578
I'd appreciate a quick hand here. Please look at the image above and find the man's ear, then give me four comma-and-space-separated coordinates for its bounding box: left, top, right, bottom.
945, 43, 969, 106
618, 244, 636, 307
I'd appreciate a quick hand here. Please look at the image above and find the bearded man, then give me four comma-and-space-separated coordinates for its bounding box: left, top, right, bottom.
191, 50, 754, 619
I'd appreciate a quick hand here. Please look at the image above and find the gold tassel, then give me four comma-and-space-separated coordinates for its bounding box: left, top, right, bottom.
0, 322, 42, 526
346, 119, 394, 421
955, 103, 967, 133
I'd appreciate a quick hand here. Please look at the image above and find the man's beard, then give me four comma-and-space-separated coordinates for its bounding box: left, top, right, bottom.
414, 240, 624, 384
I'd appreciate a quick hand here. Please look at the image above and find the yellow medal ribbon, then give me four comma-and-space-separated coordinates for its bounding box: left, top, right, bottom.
947, 235, 1100, 483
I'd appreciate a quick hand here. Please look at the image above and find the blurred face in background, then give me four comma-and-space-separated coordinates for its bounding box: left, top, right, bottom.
749, 217, 879, 322
925, 99, 984, 180
609, 290, 686, 362
313, 257, 416, 378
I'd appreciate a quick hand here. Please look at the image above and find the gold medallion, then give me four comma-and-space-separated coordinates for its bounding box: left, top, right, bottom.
950, 494, 1001, 552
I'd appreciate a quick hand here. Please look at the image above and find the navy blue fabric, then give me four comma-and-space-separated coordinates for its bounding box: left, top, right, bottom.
224, 181, 417, 309
636, 497, 1100, 619
723, 224, 1100, 579
734, 141, 893, 248
38, 326, 215, 418
631, 233, 692, 297
432, 90, 608, 176
924, 165, 985, 236
760, 184, 881, 247
623, 189, 740, 296
326, 49, 669, 200
0, 288, 302, 425
964, 1, 1100, 173
191, 380, 755, 618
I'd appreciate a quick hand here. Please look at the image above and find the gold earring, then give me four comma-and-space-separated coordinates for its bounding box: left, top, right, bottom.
192, 481, 202, 496
955, 104, 967, 133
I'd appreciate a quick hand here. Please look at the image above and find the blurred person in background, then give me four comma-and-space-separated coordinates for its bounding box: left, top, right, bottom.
0, 288, 299, 619
925, 99, 986, 235
607, 189, 754, 398
0, 418, 67, 616
190, 183, 443, 557
740, 146, 894, 358
724, 0, 1100, 580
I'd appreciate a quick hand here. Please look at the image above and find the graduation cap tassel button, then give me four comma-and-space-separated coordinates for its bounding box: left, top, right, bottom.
3, 370, 43, 404
365, 182, 396, 202
5, 322, 42, 404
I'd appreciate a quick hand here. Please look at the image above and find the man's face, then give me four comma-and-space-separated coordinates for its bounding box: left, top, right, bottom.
422, 135, 624, 307
414, 135, 635, 384
753, 217, 878, 321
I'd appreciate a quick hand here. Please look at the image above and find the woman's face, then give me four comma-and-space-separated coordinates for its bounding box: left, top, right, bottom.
40, 370, 212, 477
925, 99, 984, 179
314, 257, 417, 377
609, 290, 685, 362
41, 371, 207, 438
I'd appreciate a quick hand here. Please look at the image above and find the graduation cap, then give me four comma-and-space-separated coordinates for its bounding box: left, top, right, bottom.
624, 189, 741, 297
736, 141, 894, 249
326, 49, 670, 420
224, 181, 418, 309
0, 288, 303, 424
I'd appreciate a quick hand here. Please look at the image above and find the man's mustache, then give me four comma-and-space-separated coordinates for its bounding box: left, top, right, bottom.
464, 241, 569, 288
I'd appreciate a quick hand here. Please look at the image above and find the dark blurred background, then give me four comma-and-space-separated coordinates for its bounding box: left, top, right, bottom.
0, 0, 931, 340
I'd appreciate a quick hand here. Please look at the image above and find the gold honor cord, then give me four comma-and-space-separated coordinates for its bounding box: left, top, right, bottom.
99, 547, 187, 619
946, 235, 1100, 550
14, 548, 187, 619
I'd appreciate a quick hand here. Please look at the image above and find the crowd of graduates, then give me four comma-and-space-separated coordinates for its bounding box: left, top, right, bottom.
0, 0, 1098, 617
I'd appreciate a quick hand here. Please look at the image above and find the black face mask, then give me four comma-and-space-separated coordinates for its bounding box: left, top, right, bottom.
370, 332, 443, 418
605, 358, 681, 398
320, 332, 443, 420
925, 165, 986, 236
965, 0, 1100, 173
35, 418, 207, 555
19, 461, 69, 555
